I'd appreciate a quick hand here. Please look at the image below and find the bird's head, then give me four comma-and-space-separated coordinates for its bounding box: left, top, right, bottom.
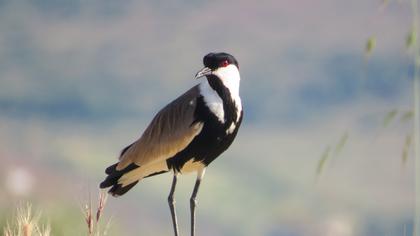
195, 52, 241, 101
195, 52, 239, 80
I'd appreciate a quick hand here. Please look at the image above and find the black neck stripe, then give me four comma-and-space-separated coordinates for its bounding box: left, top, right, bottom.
206, 75, 238, 125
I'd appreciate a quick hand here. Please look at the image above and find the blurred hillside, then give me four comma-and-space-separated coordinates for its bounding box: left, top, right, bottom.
0, 0, 415, 235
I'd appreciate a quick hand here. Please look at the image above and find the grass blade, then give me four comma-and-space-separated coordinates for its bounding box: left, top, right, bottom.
383, 109, 398, 127
365, 36, 377, 56
402, 133, 413, 164
333, 132, 349, 157
401, 110, 414, 123
316, 146, 331, 177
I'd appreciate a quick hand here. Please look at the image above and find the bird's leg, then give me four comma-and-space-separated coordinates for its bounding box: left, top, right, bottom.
168, 174, 179, 236
190, 169, 206, 236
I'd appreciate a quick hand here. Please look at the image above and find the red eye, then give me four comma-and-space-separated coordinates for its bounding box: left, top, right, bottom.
220, 60, 229, 67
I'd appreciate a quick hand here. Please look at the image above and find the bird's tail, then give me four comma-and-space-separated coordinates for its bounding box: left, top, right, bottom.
100, 161, 169, 197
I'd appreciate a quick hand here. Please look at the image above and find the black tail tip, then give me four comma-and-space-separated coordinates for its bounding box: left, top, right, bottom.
105, 163, 118, 174
99, 180, 112, 189
108, 181, 139, 197
100, 162, 140, 197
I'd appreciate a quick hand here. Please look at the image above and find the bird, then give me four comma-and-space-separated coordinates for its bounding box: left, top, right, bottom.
100, 52, 243, 236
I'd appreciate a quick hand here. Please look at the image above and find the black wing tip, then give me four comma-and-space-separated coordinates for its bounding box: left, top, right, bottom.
105, 163, 118, 174
100, 163, 140, 196
99, 179, 112, 189
108, 181, 139, 197
104, 162, 139, 176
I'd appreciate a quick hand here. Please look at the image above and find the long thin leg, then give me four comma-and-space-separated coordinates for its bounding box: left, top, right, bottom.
190, 168, 206, 236
168, 174, 179, 236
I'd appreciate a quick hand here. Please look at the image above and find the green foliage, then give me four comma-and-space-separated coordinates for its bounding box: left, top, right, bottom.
333, 132, 349, 157
406, 29, 417, 50
402, 134, 413, 163
383, 109, 398, 128
401, 110, 414, 123
316, 132, 349, 178
365, 36, 377, 56
316, 146, 331, 176
379, 109, 414, 164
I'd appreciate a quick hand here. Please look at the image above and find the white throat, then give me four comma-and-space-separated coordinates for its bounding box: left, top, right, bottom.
212, 64, 241, 106
198, 64, 242, 123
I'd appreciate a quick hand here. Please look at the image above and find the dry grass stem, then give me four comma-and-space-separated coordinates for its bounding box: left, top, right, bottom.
2, 203, 50, 236
81, 190, 109, 236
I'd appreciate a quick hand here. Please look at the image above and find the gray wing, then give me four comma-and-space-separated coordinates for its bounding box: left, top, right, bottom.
116, 85, 203, 171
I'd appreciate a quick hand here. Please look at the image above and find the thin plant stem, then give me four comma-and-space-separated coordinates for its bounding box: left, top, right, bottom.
411, 0, 420, 235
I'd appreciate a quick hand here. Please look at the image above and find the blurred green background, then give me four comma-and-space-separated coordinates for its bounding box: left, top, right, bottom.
0, 0, 415, 235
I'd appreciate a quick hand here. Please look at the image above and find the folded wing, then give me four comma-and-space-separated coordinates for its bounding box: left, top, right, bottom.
116, 86, 203, 171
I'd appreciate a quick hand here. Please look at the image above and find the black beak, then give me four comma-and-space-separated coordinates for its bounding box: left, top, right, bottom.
195, 67, 212, 79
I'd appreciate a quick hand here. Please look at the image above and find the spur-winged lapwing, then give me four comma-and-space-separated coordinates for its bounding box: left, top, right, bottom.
100, 52, 243, 236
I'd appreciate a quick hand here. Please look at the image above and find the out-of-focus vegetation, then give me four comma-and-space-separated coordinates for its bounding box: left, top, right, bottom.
0, 0, 415, 235
2, 193, 115, 236
3, 204, 50, 236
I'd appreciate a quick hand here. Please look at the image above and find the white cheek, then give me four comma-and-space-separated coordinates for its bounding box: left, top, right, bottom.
213, 65, 242, 121
213, 65, 240, 92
